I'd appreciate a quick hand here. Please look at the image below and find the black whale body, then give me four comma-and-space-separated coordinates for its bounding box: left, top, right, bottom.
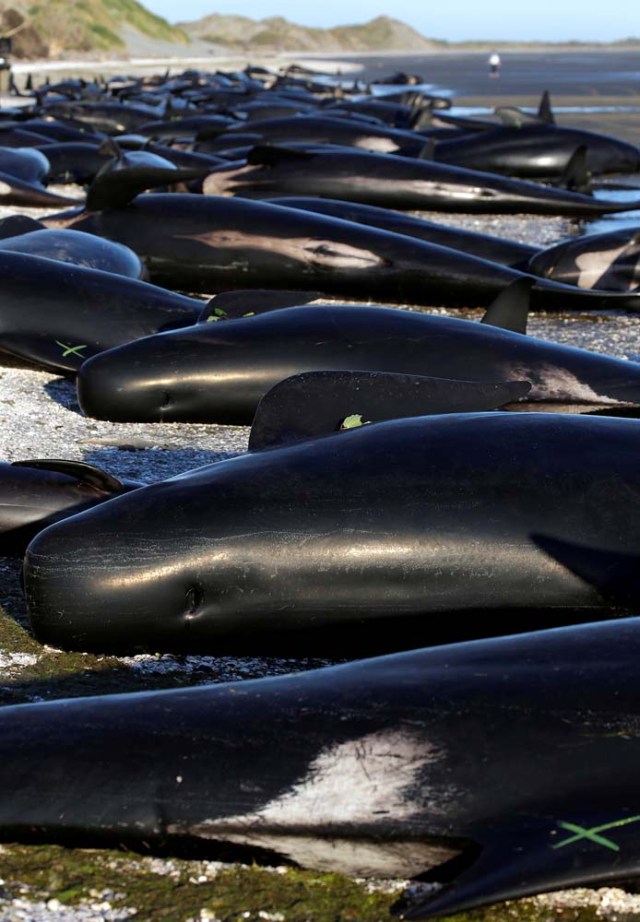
261, 199, 640, 292
77, 303, 640, 424
24, 412, 640, 654
46, 194, 640, 311
201, 145, 640, 215
433, 123, 640, 178
0, 249, 203, 374
5, 620, 640, 916
212, 114, 431, 154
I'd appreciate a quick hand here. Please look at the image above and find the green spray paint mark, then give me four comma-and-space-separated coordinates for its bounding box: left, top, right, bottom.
205, 307, 228, 323
553, 815, 640, 852
55, 341, 87, 359
340, 414, 369, 430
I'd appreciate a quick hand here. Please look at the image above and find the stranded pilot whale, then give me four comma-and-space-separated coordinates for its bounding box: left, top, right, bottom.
0, 249, 204, 374
44, 192, 640, 312
3, 619, 640, 919
201, 144, 640, 216
24, 412, 640, 654
77, 300, 640, 424
273, 199, 640, 292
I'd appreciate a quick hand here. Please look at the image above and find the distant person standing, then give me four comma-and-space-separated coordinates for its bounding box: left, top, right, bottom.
488, 51, 501, 78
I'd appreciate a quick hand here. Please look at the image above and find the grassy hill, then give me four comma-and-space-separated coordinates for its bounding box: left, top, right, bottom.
1, 0, 188, 58
178, 13, 439, 53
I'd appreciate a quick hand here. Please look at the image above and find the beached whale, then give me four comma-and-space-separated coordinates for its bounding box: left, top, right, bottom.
4, 617, 640, 916
201, 144, 640, 216
0, 249, 204, 374
44, 192, 640, 311
24, 412, 640, 654
268, 195, 537, 267
271, 198, 640, 292
76, 301, 640, 424
433, 122, 640, 178
0, 226, 146, 278
0, 146, 80, 207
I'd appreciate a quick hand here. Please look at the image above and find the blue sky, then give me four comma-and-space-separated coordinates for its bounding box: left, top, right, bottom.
144, 0, 636, 43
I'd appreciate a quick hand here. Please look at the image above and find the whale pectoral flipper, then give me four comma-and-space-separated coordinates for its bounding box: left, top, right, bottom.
11, 460, 129, 495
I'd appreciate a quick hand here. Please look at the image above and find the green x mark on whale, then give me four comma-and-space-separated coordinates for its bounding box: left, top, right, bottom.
55, 341, 88, 359
553, 815, 640, 852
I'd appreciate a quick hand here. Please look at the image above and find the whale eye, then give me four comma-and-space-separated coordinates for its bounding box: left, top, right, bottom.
184, 585, 204, 619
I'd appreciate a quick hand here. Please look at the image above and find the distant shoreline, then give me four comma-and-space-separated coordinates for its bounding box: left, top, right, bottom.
10, 41, 640, 69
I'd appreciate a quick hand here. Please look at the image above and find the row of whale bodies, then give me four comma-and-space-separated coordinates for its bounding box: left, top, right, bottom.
3, 191, 640, 383
2, 65, 640, 918
9, 409, 640, 922
4, 71, 640, 217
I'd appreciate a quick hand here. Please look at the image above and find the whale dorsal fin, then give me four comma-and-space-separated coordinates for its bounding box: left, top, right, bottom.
538, 89, 555, 124
560, 145, 592, 194
480, 278, 533, 334
248, 371, 531, 450
417, 137, 435, 160
97, 137, 124, 163
409, 103, 433, 130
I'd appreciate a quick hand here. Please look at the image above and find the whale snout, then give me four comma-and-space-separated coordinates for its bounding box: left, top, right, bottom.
78, 347, 169, 422
23, 505, 207, 653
